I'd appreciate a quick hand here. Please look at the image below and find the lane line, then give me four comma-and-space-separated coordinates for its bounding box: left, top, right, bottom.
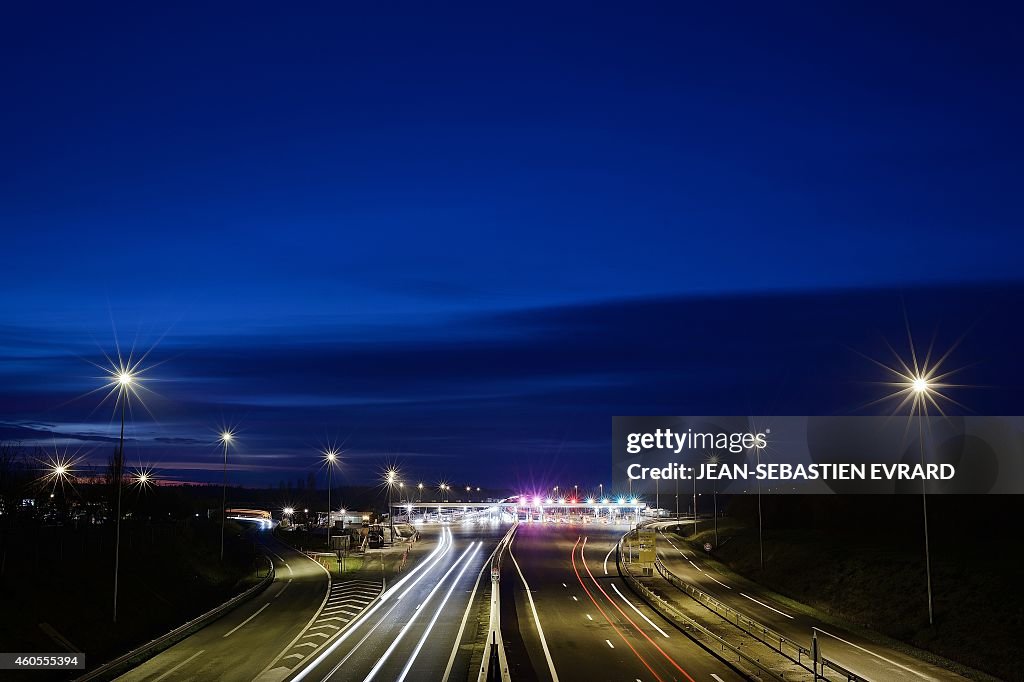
441, 528, 501, 682
610, 583, 670, 638
739, 593, 793, 619
222, 603, 270, 638
606, 639, 615, 648
363, 540, 475, 681
704, 574, 731, 590
397, 543, 481, 681
712, 675, 725, 682
816, 628, 935, 680
290, 527, 453, 682
571, 538, 663, 682
581, 538, 696, 682
152, 650, 204, 682
603, 544, 615, 574
509, 534, 561, 682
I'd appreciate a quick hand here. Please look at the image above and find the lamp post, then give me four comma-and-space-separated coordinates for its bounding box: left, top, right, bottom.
385, 469, 397, 543
418, 482, 423, 502
707, 454, 720, 547
753, 442, 764, 570
323, 449, 339, 550
110, 368, 136, 623
219, 430, 235, 561
912, 377, 935, 625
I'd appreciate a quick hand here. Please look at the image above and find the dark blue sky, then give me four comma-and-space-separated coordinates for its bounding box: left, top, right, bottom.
1, 3, 1022, 489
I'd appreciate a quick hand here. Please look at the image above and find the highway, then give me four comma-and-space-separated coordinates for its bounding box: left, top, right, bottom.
650, 522, 966, 681
117, 530, 331, 682
502, 518, 744, 682
285, 521, 509, 682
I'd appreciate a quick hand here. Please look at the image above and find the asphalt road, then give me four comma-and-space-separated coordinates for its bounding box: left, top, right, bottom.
502, 517, 744, 682
286, 520, 508, 682
117, 529, 330, 682
650, 521, 966, 681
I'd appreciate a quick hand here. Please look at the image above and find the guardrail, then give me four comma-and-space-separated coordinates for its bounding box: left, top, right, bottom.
653, 553, 863, 682
617, 532, 786, 682
76, 556, 275, 682
477, 523, 517, 682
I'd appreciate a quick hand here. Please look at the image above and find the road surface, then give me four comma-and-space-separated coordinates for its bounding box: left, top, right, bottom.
650, 522, 966, 681
286, 520, 509, 682
502, 517, 744, 682
117, 530, 331, 682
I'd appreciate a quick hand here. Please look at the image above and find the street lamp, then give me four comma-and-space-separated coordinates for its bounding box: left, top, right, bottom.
385, 468, 398, 542
418, 482, 423, 502
864, 324, 967, 626
707, 454, 720, 547
751, 440, 765, 570
323, 448, 339, 550
219, 429, 235, 561
105, 364, 139, 623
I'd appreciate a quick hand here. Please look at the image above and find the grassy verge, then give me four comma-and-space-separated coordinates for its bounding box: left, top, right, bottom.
0, 519, 263, 679
666, 519, 1017, 681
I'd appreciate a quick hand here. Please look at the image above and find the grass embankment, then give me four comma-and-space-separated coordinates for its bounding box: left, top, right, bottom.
0, 519, 263, 678
668, 518, 1020, 681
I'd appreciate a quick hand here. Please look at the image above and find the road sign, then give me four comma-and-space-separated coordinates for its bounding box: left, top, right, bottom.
704, 542, 712, 552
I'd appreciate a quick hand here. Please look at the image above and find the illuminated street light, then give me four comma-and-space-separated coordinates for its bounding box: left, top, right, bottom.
418, 482, 424, 503
103, 360, 141, 624
284, 507, 294, 516
323, 448, 340, 550
384, 468, 399, 542
862, 320, 971, 626
219, 429, 236, 561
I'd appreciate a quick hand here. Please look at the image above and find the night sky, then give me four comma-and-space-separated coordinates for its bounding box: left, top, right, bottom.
2, 3, 1022, 489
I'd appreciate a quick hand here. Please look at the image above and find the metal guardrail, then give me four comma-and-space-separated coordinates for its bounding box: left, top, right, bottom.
653, 555, 863, 682
478, 523, 517, 682
617, 532, 786, 682
75, 556, 275, 682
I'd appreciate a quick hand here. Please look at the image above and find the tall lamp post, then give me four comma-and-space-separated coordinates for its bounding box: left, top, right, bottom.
385, 469, 398, 543
753, 442, 765, 570
418, 482, 423, 502
707, 454, 720, 547
219, 430, 235, 561
110, 369, 135, 623
323, 448, 339, 550
866, 327, 965, 627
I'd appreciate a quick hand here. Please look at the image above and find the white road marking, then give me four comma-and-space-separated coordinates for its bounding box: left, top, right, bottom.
572, 595, 578, 601
610, 583, 670, 638
705, 574, 731, 590
712, 675, 725, 681
586, 614, 593, 620
688, 560, 703, 572
363, 542, 476, 681
442, 524, 517, 682
222, 603, 270, 638
397, 544, 481, 681
739, 593, 793, 619
153, 650, 204, 682
510, 538, 560, 682
604, 544, 615, 574
606, 639, 615, 648
816, 628, 935, 680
